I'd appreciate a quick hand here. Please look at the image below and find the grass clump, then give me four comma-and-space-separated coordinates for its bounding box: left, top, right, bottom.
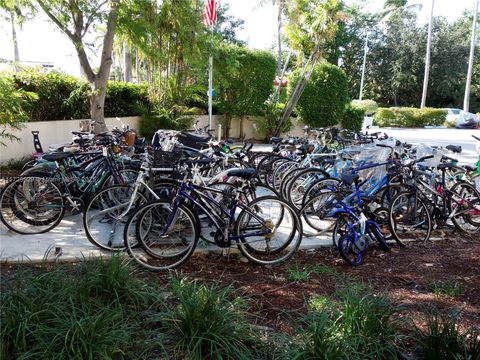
159, 277, 255, 359
289, 285, 405, 359
0, 256, 163, 360
286, 265, 311, 282
427, 278, 464, 298
416, 309, 480, 359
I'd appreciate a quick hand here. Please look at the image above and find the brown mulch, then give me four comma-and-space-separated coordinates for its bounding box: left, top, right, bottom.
152, 231, 480, 333
1, 231, 479, 334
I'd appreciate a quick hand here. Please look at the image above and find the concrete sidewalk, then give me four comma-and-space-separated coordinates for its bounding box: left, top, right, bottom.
0, 215, 333, 264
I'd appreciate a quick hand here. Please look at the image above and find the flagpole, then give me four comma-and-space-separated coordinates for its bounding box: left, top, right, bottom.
208, 23, 213, 131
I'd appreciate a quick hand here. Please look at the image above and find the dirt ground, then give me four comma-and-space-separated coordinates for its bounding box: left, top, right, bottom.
1, 229, 479, 335
153, 230, 480, 333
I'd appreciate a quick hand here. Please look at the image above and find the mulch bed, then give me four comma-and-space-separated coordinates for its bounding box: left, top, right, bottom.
150, 230, 480, 333
1, 230, 479, 334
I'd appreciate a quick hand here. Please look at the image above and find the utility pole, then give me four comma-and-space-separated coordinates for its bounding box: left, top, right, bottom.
464, 0, 479, 112
359, 32, 369, 101
420, 0, 435, 108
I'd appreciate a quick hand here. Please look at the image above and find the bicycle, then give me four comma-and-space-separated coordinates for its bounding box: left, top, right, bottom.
122, 165, 303, 271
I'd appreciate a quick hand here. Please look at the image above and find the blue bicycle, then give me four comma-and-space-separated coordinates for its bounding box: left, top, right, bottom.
123, 168, 303, 271
301, 172, 390, 265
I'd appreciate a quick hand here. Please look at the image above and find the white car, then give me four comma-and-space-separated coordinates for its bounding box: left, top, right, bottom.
456, 110, 479, 129
444, 108, 462, 123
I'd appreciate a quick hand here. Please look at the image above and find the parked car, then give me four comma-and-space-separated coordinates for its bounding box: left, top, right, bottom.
456, 110, 480, 129
444, 108, 462, 123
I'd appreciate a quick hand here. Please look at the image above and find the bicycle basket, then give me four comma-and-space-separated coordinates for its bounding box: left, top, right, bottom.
152, 148, 183, 170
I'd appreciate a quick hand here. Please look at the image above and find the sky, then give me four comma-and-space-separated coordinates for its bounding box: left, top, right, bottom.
0, 0, 477, 77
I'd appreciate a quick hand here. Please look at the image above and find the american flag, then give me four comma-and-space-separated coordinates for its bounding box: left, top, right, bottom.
203, 0, 217, 27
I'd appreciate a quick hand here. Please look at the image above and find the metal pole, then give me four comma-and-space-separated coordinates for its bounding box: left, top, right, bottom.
208, 24, 213, 131
359, 33, 369, 101
421, 0, 435, 108
464, 0, 479, 112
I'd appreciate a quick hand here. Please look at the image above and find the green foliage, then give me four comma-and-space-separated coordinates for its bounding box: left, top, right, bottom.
104, 81, 149, 118
375, 107, 447, 128
286, 265, 311, 282
342, 103, 365, 132
138, 105, 197, 139
289, 63, 349, 127
214, 44, 276, 134
3, 69, 149, 121
426, 278, 464, 298
0, 74, 37, 145
254, 101, 292, 139
351, 99, 378, 114
289, 285, 405, 359
12, 68, 88, 120
0, 256, 162, 359
416, 310, 480, 359
160, 277, 254, 359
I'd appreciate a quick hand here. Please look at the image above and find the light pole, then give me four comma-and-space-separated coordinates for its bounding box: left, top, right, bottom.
359, 32, 369, 101
464, 0, 479, 112
420, 0, 435, 108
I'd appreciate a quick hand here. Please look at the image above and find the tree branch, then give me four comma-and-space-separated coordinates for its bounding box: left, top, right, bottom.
97, 0, 120, 82
81, 0, 109, 38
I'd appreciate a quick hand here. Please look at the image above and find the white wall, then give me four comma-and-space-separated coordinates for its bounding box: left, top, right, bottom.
0, 117, 140, 164
193, 115, 306, 140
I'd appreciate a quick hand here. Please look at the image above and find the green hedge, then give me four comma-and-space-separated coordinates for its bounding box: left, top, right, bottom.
374, 107, 447, 128
289, 63, 350, 128
5, 69, 149, 121
342, 104, 365, 132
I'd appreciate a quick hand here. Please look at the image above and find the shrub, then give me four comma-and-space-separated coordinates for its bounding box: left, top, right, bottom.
289, 63, 350, 128
0, 75, 37, 145
104, 81, 149, 118
0, 257, 162, 359
138, 105, 197, 139
289, 285, 405, 359
374, 107, 447, 128
160, 277, 255, 359
254, 101, 293, 139
215, 44, 276, 136
416, 309, 480, 359
342, 103, 366, 132
351, 99, 378, 115
4, 69, 151, 121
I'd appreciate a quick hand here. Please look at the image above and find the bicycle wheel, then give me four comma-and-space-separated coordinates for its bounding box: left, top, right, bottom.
338, 232, 364, 266
123, 200, 199, 271
272, 160, 299, 192
235, 196, 302, 265
83, 185, 148, 251
302, 177, 341, 208
0, 176, 65, 234
300, 190, 338, 233
388, 191, 432, 246
449, 182, 480, 232
287, 168, 329, 209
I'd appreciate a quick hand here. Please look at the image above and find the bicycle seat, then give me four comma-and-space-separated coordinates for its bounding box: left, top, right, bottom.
270, 137, 283, 144
71, 131, 91, 136
340, 173, 360, 186
465, 165, 477, 172
227, 168, 257, 179
446, 145, 462, 154
437, 162, 456, 170
42, 152, 75, 162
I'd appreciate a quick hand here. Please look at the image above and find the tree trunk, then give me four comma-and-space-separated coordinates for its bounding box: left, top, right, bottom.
9, 11, 20, 72
276, 1, 283, 76
123, 41, 133, 82
135, 48, 141, 83
90, 80, 108, 133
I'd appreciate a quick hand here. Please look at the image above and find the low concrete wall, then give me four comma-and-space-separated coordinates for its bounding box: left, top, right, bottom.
193, 115, 306, 140
0, 116, 140, 164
